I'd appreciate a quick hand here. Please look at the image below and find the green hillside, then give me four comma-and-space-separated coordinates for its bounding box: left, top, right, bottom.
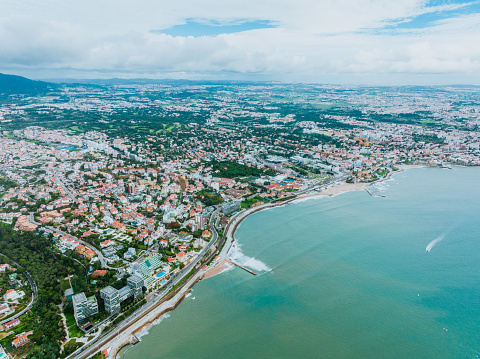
0, 73, 57, 96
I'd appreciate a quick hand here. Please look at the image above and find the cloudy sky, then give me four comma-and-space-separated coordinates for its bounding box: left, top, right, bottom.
1, 0, 480, 84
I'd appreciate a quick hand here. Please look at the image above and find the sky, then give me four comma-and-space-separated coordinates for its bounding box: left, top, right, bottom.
1, 0, 480, 84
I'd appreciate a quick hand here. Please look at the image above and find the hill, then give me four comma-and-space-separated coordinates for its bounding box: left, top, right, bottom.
0, 73, 57, 96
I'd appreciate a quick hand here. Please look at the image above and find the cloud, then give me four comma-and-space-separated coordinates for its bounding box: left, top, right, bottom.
0, 0, 479, 83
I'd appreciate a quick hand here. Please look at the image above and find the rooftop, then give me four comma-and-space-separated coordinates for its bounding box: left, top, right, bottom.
72, 292, 87, 304
100, 286, 118, 296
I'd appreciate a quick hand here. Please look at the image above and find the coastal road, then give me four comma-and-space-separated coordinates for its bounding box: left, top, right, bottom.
70, 184, 337, 358
69, 209, 222, 359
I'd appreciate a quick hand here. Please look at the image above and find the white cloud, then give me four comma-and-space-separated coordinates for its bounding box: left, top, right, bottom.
0, 0, 479, 83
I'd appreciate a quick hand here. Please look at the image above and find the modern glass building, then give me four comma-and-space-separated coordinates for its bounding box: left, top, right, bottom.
72, 292, 98, 323
100, 275, 144, 315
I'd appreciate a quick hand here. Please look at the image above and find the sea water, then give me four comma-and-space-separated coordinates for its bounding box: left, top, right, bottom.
120, 166, 480, 359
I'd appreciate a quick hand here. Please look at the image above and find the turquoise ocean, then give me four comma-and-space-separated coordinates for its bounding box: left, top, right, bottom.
120, 166, 480, 359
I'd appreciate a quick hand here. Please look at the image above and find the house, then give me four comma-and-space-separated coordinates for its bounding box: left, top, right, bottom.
176, 252, 187, 263
12, 334, 29, 348
112, 220, 126, 232
64, 288, 74, 301
100, 240, 115, 248
84, 248, 96, 259
144, 237, 154, 246
193, 238, 207, 249
123, 248, 136, 260
4, 318, 20, 330
0, 264, 10, 272
92, 270, 108, 278
75, 245, 96, 259
0, 303, 10, 315
4, 289, 24, 301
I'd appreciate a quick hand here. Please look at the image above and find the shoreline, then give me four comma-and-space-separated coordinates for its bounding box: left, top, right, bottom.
206, 163, 425, 276
111, 273, 203, 358
112, 164, 425, 358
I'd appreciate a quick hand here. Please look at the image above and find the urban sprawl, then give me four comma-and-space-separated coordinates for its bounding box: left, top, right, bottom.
0, 82, 479, 358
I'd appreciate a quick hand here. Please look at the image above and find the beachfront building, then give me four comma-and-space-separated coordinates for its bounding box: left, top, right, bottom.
220, 200, 241, 215
72, 292, 98, 323
100, 275, 144, 315
134, 254, 171, 289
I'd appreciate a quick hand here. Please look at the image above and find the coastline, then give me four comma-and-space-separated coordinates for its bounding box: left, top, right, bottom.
112, 164, 424, 358
205, 163, 425, 278
111, 273, 204, 358
113, 168, 478, 359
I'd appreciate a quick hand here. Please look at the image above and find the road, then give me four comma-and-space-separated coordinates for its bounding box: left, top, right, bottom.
0, 257, 38, 325
54, 173, 76, 201
69, 184, 335, 359
68, 209, 221, 359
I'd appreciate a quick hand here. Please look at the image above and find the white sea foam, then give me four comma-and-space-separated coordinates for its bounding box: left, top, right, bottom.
370, 181, 390, 193
426, 233, 446, 252
135, 314, 170, 341
291, 195, 325, 204
228, 242, 271, 272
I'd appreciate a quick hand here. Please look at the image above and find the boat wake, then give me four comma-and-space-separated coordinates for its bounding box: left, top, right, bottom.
229, 242, 271, 272
426, 233, 446, 252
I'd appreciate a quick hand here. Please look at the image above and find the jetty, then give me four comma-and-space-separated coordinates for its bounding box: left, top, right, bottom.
228, 259, 257, 275
365, 188, 386, 198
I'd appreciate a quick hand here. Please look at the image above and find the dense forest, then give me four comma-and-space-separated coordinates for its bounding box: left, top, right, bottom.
0, 224, 85, 358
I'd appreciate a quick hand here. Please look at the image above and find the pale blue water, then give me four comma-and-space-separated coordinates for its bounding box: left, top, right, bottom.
120, 167, 480, 359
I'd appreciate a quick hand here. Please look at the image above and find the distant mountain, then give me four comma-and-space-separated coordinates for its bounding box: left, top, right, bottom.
0, 73, 58, 96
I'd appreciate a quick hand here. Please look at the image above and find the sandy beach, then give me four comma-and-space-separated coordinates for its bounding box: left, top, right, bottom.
318, 183, 367, 196
101, 168, 424, 357
203, 260, 233, 278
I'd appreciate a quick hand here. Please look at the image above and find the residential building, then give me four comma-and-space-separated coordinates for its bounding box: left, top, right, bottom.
100, 286, 120, 315
4, 318, 20, 330
100, 275, 144, 315
0, 303, 10, 315
12, 334, 29, 348
72, 292, 98, 323
220, 200, 241, 215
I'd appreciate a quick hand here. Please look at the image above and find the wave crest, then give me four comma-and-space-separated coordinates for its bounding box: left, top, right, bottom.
228, 242, 271, 272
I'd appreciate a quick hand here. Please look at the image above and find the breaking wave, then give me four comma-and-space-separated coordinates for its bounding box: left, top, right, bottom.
291, 195, 325, 204
228, 241, 271, 272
